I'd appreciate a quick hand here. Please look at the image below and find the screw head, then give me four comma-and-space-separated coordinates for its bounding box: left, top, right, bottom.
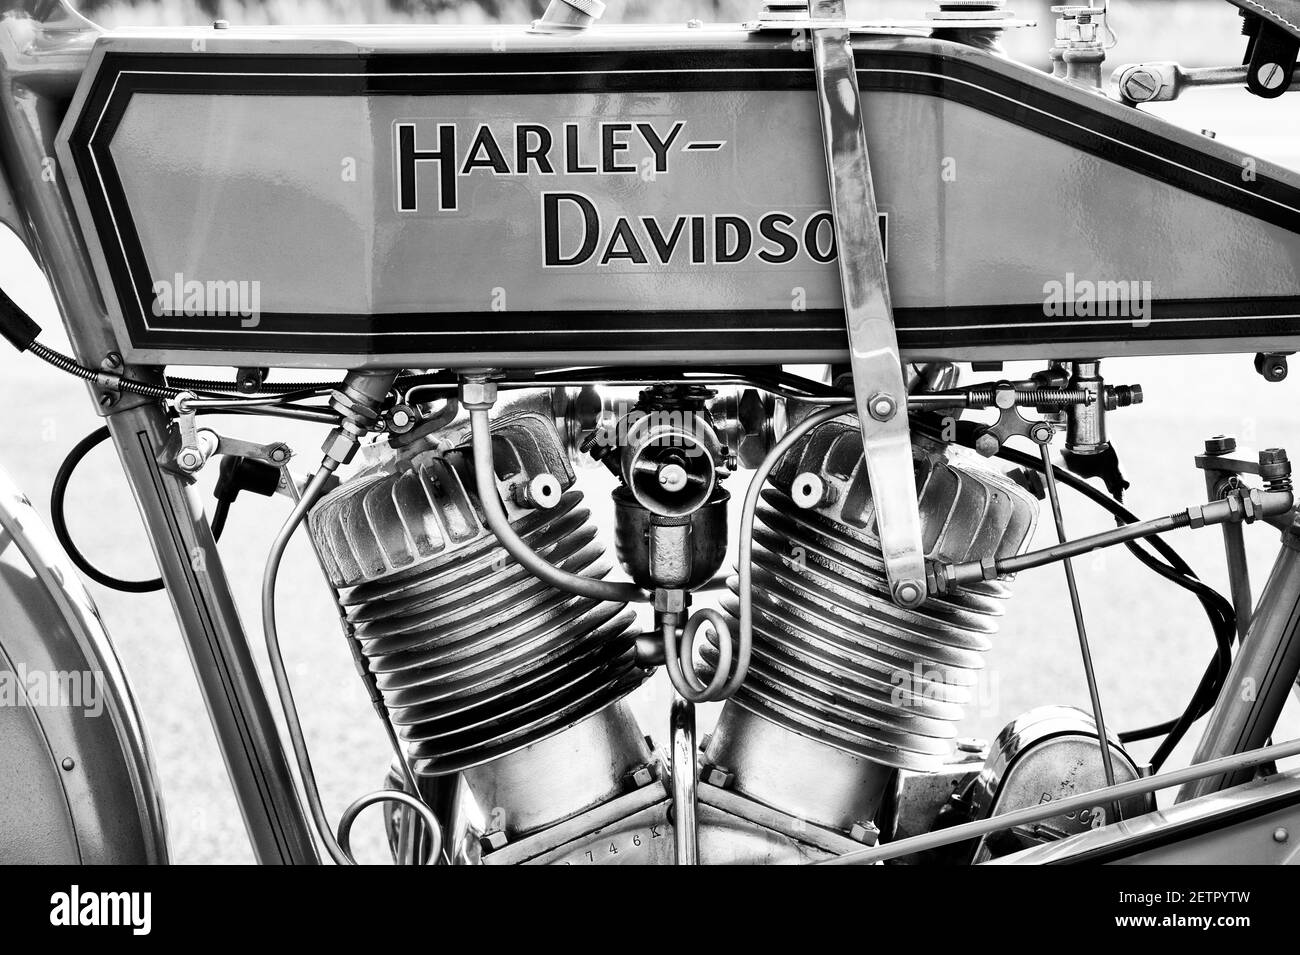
1121, 68, 1160, 102
61, 757, 75, 771
868, 393, 897, 422
1257, 62, 1286, 90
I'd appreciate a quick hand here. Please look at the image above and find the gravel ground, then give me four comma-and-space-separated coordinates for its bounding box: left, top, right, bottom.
0, 8, 1297, 863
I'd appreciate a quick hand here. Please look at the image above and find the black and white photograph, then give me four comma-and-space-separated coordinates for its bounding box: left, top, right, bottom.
0, 0, 1295, 929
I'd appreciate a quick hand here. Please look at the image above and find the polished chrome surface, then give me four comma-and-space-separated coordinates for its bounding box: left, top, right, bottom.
707, 423, 1038, 773
809, 0, 927, 608
704, 704, 895, 831
670, 699, 699, 865
309, 408, 644, 776
465, 702, 651, 839
967, 705, 1146, 860
0, 462, 167, 863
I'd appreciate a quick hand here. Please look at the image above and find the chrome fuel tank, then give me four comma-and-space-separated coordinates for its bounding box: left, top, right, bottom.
54, 23, 1300, 368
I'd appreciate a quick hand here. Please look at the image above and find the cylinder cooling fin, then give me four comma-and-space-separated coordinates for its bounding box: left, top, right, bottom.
308, 409, 645, 777
707, 420, 1039, 773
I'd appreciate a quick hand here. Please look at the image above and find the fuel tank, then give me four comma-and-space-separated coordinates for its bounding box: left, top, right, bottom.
54, 24, 1300, 368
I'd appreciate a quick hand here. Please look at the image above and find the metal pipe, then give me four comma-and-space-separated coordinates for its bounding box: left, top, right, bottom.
670, 699, 699, 865
466, 404, 647, 604
940, 489, 1294, 587
823, 735, 1300, 864
1040, 442, 1117, 791
1179, 519, 1300, 801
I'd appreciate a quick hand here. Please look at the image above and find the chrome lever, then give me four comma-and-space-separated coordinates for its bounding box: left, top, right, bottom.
808, 0, 927, 608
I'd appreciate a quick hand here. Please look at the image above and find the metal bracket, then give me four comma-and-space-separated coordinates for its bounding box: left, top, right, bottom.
160, 391, 292, 476
809, 0, 926, 607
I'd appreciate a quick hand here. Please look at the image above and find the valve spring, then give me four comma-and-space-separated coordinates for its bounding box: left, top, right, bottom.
702, 437, 1037, 773
311, 461, 644, 776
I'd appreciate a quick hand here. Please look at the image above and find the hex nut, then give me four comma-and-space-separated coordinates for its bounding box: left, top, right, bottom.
321, 429, 361, 465
868, 392, 897, 422
974, 433, 1001, 457
624, 765, 655, 789
480, 829, 508, 852
704, 766, 734, 789
653, 588, 687, 614
1260, 448, 1289, 466
849, 821, 880, 846
459, 379, 499, 409
1204, 434, 1236, 455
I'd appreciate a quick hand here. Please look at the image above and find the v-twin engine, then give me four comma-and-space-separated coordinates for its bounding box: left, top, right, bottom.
308, 390, 1039, 863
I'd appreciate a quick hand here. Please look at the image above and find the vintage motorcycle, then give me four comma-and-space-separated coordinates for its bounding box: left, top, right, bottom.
0, 0, 1298, 865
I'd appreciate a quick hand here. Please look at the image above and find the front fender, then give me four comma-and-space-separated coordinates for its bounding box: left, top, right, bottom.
0, 462, 167, 863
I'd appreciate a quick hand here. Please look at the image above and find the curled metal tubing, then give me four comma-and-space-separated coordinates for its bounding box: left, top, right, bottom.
337, 790, 443, 866
468, 406, 647, 604
662, 609, 733, 703
821, 735, 1300, 865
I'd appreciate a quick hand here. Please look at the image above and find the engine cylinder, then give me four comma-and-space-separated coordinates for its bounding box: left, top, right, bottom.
704, 420, 1038, 829
308, 407, 648, 829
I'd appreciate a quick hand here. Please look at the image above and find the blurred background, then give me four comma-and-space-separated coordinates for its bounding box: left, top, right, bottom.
0, 0, 1296, 863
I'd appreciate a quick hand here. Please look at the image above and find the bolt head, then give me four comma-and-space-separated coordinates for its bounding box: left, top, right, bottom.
974, 433, 1001, 457
704, 766, 734, 788
480, 829, 508, 852
624, 766, 655, 789
893, 579, 926, 607
1260, 448, 1289, 466
849, 821, 880, 845
868, 393, 897, 422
